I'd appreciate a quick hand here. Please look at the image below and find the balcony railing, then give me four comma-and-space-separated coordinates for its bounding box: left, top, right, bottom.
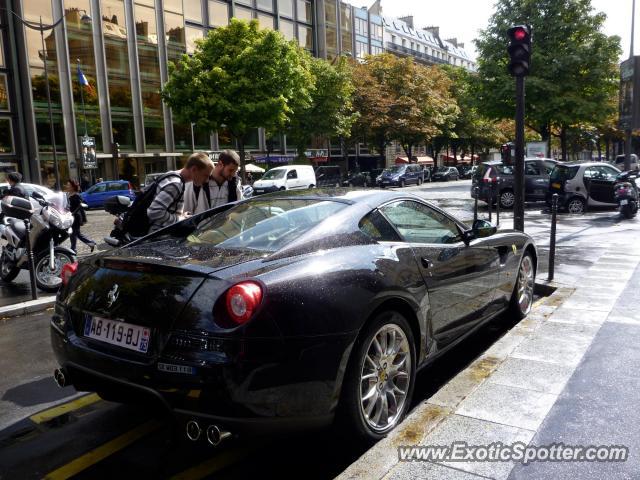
384, 42, 449, 65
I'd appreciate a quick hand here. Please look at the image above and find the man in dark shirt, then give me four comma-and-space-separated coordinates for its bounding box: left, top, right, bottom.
2, 172, 27, 199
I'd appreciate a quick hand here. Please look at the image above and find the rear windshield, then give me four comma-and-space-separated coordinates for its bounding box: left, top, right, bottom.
184, 199, 347, 252
473, 164, 489, 179
550, 165, 579, 182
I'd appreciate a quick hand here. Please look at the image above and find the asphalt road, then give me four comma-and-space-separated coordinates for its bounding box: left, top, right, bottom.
1, 180, 637, 479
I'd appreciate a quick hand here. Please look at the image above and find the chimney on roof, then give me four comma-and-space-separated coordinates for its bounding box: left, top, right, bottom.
422, 26, 439, 37
458, 42, 464, 48
445, 38, 458, 47
398, 15, 414, 28
368, 0, 382, 16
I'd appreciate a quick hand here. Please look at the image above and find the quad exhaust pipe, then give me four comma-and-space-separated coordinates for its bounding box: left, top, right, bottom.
53, 368, 68, 388
185, 420, 231, 446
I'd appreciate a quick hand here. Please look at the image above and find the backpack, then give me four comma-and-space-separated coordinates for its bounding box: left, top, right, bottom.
121, 173, 183, 237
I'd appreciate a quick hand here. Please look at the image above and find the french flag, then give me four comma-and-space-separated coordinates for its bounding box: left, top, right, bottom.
77, 64, 95, 94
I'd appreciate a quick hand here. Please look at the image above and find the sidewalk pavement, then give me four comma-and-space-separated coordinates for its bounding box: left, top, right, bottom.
337, 241, 640, 479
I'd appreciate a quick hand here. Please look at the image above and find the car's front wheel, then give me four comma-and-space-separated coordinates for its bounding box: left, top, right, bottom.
340, 311, 416, 442
567, 197, 585, 214
509, 252, 535, 319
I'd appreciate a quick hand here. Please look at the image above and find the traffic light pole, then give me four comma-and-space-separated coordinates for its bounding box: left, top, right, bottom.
514, 76, 525, 232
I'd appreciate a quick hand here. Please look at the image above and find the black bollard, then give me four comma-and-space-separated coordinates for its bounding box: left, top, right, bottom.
488, 182, 493, 223
24, 219, 38, 300
473, 186, 479, 223
548, 193, 558, 282
496, 178, 501, 226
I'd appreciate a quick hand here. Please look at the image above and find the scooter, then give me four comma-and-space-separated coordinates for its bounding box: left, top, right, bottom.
614, 171, 640, 219
0, 192, 77, 292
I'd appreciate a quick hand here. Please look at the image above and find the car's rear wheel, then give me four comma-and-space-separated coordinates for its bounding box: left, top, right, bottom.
499, 190, 516, 209
567, 197, 585, 214
510, 253, 535, 320
340, 311, 415, 442
417, 178, 423, 186
400, 179, 406, 188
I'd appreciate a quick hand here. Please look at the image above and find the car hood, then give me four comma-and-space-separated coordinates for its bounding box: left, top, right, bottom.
254, 180, 277, 188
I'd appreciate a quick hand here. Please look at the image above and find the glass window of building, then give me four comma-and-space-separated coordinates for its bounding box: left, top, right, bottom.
233, 6, 253, 21
279, 0, 293, 18
325, 0, 336, 24
0, 119, 13, 153
209, 0, 229, 27
298, 24, 312, 50
257, 12, 273, 30
256, 0, 273, 12
278, 19, 295, 40
372, 23, 383, 41
355, 17, 367, 36
0, 74, 9, 111
355, 40, 367, 59
102, 0, 135, 150
326, 25, 338, 53
65, 0, 103, 150
297, 0, 311, 23
184, 0, 203, 23
340, 3, 352, 55
174, 122, 210, 151
165, 11, 186, 63
235, 0, 251, 5
135, 2, 165, 150
165, 0, 184, 13
185, 26, 204, 53
218, 128, 235, 149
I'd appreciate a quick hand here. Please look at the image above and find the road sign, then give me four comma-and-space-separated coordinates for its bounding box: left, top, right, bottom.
619, 57, 640, 130
78, 136, 97, 169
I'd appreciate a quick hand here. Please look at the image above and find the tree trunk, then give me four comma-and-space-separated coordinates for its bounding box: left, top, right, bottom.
605, 137, 610, 162
452, 143, 458, 165
471, 144, 476, 165
237, 136, 247, 184
540, 122, 551, 158
596, 138, 602, 161
378, 139, 386, 168
560, 127, 567, 162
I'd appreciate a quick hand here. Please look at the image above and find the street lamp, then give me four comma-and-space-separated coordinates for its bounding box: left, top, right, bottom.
1, 7, 91, 189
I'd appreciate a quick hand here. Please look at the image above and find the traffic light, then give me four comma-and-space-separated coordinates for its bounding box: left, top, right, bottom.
507, 25, 531, 77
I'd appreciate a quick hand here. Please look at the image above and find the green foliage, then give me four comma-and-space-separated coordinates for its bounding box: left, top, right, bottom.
285, 56, 358, 157
161, 19, 312, 177
475, 0, 622, 152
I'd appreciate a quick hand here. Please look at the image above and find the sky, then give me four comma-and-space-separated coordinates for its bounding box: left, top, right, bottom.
346, 0, 634, 61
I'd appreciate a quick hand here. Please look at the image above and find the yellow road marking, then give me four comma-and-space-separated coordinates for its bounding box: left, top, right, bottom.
43, 419, 162, 480
30, 393, 102, 424
169, 444, 253, 480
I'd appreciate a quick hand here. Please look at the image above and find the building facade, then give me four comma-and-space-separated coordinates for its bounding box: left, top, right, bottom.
1, 0, 474, 186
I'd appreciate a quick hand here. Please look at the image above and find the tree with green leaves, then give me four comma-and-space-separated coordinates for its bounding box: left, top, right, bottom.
161, 19, 313, 181
475, 0, 621, 160
285, 56, 357, 159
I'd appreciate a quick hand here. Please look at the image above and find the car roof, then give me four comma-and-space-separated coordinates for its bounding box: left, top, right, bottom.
249, 187, 425, 208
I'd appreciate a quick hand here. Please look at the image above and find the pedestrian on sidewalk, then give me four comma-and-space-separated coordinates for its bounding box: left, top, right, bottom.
1, 172, 28, 199
183, 157, 215, 215
206, 150, 243, 209
148, 152, 213, 232
67, 179, 96, 254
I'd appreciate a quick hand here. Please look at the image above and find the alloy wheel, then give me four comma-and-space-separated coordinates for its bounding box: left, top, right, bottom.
517, 255, 535, 315
500, 191, 516, 208
358, 323, 411, 433
567, 198, 584, 214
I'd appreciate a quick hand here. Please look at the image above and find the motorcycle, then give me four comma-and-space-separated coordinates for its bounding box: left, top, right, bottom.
614, 170, 640, 219
103, 195, 135, 248
0, 191, 76, 292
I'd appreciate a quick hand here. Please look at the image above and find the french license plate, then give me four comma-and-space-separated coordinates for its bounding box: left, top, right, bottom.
621, 199, 629, 205
551, 182, 561, 189
255, 189, 263, 193
84, 315, 150, 353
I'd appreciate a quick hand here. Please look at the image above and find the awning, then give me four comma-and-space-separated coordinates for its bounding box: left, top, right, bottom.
244, 163, 265, 173
395, 155, 434, 165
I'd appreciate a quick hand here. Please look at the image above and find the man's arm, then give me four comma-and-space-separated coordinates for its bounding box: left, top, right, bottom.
147, 181, 182, 228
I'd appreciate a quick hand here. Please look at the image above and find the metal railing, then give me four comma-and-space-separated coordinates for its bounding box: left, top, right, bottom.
384, 42, 449, 65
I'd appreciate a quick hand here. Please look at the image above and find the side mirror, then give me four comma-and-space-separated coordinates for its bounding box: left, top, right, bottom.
31, 190, 45, 200
472, 219, 497, 239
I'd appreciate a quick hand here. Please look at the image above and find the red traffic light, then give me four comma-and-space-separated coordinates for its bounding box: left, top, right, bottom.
513, 28, 527, 41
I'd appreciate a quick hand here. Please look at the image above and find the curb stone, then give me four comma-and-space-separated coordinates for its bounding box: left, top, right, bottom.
0, 297, 56, 319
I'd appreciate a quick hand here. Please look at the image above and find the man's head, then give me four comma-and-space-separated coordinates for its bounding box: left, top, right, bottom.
214, 150, 240, 181
183, 152, 214, 185
7, 172, 22, 187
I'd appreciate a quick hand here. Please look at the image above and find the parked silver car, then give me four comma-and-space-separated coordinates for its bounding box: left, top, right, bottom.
547, 162, 621, 213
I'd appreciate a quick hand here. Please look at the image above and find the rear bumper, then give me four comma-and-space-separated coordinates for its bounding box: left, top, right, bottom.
50, 307, 354, 433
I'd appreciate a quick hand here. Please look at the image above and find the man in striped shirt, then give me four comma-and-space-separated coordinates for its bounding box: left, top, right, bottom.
147, 152, 213, 232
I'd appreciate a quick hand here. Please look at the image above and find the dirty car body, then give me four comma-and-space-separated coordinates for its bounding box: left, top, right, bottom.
51, 189, 536, 438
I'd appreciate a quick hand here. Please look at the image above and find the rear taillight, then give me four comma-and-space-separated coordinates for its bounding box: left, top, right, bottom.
482, 168, 497, 183
61, 262, 78, 286
225, 281, 263, 325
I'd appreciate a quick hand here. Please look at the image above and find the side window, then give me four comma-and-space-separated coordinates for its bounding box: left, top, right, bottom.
380, 200, 462, 244
108, 182, 124, 191
525, 162, 541, 175
359, 210, 401, 242
600, 166, 619, 181
542, 161, 556, 174
91, 184, 106, 193
287, 170, 298, 179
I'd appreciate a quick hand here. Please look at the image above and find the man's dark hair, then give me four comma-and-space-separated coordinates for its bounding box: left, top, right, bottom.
7, 172, 22, 184
218, 150, 240, 167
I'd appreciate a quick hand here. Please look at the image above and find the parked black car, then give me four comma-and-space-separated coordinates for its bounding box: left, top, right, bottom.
457, 165, 474, 179
472, 159, 557, 209
378, 164, 424, 187
432, 167, 460, 182
315, 166, 343, 187
343, 171, 372, 187
51, 189, 536, 442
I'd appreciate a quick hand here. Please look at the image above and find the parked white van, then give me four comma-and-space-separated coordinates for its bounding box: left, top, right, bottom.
252, 165, 316, 194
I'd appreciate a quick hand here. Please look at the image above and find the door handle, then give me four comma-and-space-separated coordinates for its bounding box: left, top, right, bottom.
421, 257, 433, 269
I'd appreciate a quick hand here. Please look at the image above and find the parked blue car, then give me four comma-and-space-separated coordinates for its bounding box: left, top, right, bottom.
81, 180, 136, 209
